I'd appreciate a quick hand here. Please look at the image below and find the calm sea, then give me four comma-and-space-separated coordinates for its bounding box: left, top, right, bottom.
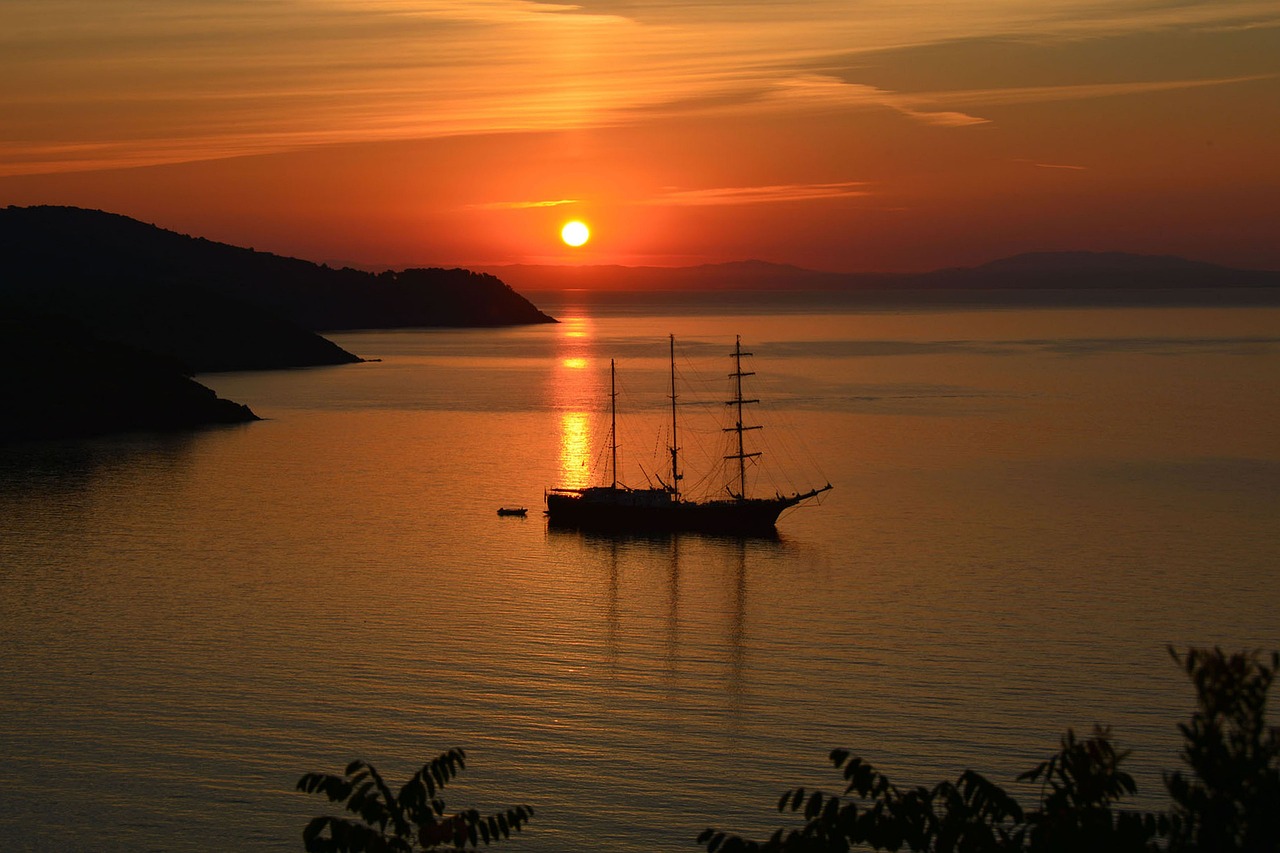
1, 291, 1277, 851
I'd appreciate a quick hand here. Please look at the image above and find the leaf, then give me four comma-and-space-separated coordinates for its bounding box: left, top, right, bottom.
804, 790, 824, 819
511, 804, 533, 826
303, 816, 330, 844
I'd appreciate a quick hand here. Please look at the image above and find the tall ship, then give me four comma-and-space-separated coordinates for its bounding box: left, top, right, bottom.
545, 335, 831, 535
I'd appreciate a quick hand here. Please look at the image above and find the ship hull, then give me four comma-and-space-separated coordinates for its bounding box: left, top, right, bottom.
545, 488, 804, 535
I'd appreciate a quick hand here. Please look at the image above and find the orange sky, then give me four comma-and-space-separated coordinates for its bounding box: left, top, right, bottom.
2, 0, 1278, 272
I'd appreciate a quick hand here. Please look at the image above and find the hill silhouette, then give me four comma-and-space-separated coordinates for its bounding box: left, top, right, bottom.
0, 306, 257, 443
1, 206, 554, 340
0, 205, 555, 442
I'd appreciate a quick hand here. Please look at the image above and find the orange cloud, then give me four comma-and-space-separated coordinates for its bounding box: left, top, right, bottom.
932, 74, 1278, 109
653, 182, 871, 207
470, 198, 582, 210
4, 0, 1276, 176
1024, 162, 1089, 171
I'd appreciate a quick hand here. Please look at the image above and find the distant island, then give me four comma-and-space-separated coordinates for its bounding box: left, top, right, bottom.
483, 253, 1280, 300
0, 206, 555, 443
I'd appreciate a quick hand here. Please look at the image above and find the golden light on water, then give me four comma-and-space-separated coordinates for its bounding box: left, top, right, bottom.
560, 315, 591, 339
551, 311, 598, 489
558, 411, 594, 488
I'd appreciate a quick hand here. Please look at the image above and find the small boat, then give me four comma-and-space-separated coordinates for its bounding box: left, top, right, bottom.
545, 335, 831, 535
496, 506, 528, 517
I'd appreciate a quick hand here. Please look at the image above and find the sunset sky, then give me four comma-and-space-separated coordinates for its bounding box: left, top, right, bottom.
2, 0, 1277, 272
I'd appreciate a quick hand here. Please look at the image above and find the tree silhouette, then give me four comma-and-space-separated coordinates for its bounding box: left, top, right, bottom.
296, 748, 533, 852
1165, 647, 1280, 851
697, 647, 1278, 853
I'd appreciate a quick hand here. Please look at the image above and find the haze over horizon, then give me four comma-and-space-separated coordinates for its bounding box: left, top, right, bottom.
2, 1, 1277, 273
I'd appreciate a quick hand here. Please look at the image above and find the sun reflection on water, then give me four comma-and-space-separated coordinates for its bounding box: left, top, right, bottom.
558, 411, 595, 488
560, 316, 591, 339
553, 314, 599, 488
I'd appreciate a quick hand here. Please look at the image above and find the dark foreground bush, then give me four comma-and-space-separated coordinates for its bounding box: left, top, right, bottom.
698, 647, 1279, 853
296, 748, 532, 852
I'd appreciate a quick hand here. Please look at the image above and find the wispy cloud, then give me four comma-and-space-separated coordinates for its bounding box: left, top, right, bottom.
654, 181, 870, 206
1019, 160, 1089, 171
2, 0, 1277, 175
470, 198, 580, 210
763, 72, 1261, 132
755, 75, 991, 127
930, 74, 1277, 109
467, 182, 871, 212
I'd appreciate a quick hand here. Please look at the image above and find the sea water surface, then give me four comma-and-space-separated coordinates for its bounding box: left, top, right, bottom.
1, 292, 1278, 851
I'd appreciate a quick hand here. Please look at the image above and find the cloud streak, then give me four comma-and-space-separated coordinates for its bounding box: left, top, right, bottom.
1024, 161, 1089, 171
470, 198, 581, 209
929, 74, 1278, 109
1, 0, 1278, 175
653, 181, 870, 206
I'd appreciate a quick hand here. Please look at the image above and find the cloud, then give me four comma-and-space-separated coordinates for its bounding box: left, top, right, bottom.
757, 74, 991, 127
3, 0, 1278, 175
929, 74, 1277, 109
804, 74, 1279, 131
1014, 159, 1089, 171
653, 181, 870, 206
894, 107, 991, 128
466, 183, 871, 212
470, 198, 581, 210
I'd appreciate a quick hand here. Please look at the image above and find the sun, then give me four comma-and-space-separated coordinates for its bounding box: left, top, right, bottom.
561, 220, 590, 247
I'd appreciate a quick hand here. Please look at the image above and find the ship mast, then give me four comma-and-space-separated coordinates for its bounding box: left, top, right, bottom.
668, 334, 681, 499
724, 335, 762, 500
610, 358, 618, 489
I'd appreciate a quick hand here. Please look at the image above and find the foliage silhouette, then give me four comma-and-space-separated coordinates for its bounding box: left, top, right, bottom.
1165, 647, 1280, 851
296, 748, 533, 852
697, 647, 1278, 853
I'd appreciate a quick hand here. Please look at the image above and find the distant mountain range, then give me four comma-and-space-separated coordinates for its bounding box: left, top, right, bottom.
483, 254, 1280, 294
0, 206, 554, 442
